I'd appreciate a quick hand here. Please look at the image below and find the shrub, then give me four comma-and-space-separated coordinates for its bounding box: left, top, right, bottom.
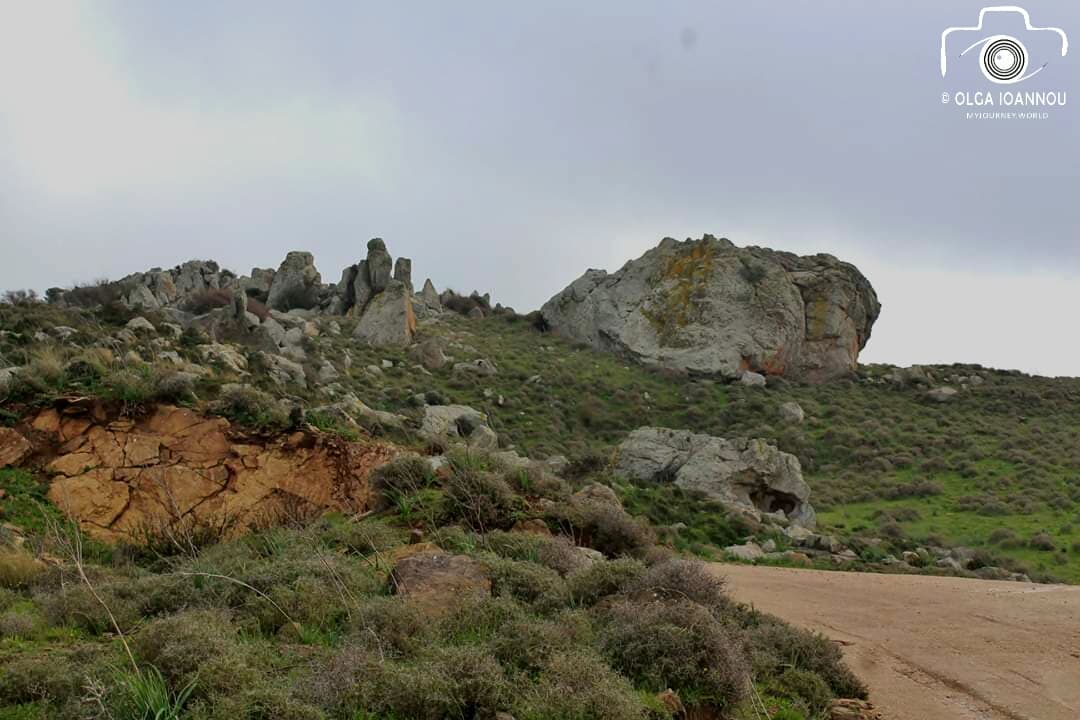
347, 596, 432, 659
566, 558, 645, 607
745, 616, 867, 699
443, 466, 520, 532
64, 279, 123, 308
212, 385, 289, 429
314, 644, 509, 720
773, 667, 834, 716
597, 599, 748, 707
317, 516, 408, 558
513, 649, 649, 720
183, 288, 233, 314
132, 609, 253, 696
632, 557, 728, 610
370, 455, 435, 510
37, 582, 141, 635
0, 645, 102, 707
246, 297, 271, 321
486, 609, 593, 673
547, 497, 655, 558
0, 550, 43, 588
1030, 532, 1055, 551
0, 609, 36, 639
483, 555, 569, 608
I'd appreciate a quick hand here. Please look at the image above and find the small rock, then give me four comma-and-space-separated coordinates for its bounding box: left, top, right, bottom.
779, 401, 805, 423
453, 358, 498, 377
927, 386, 959, 403
761, 539, 777, 553
125, 316, 156, 333
725, 541, 765, 562
739, 371, 767, 387
0, 427, 32, 468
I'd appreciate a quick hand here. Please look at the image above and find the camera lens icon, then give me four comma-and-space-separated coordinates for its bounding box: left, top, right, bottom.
981, 36, 1027, 83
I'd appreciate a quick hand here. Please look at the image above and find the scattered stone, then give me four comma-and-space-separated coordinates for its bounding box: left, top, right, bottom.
125, 316, 156, 333
317, 360, 339, 384
410, 337, 449, 371
573, 482, 622, 508
779, 401, 805, 423
927, 386, 959, 403
199, 343, 248, 373
740, 371, 766, 387
453, 358, 498, 377
0, 428, 32, 468
725, 542, 765, 562
389, 552, 491, 618
829, 698, 883, 720
761, 539, 777, 553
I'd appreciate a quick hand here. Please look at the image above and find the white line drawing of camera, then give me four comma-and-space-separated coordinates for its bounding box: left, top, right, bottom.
941, 5, 1068, 84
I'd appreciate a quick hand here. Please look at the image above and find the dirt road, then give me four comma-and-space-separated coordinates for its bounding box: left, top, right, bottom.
715, 564, 1080, 720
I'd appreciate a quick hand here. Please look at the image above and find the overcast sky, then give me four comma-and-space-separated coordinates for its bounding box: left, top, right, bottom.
1, 1, 1078, 376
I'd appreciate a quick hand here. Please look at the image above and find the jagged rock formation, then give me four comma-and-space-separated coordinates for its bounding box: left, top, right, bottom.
615, 426, 816, 528
266, 251, 322, 311
541, 235, 880, 382
22, 404, 397, 542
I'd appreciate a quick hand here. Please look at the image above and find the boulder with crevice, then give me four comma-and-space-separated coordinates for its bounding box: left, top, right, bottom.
615, 426, 815, 528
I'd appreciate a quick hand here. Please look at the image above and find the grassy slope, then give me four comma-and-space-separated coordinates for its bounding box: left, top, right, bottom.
335, 314, 1080, 582
2, 299, 1079, 583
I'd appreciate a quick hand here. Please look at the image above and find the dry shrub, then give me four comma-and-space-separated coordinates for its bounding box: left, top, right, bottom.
547, 497, 655, 558
64, 279, 123, 308
566, 558, 645, 607
183, 288, 234, 314
371, 454, 435, 510
744, 616, 867, 699
633, 557, 728, 610
597, 599, 748, 708
0, 549, 44, 588
246, 297, 271, 321
0, 610, 36, 639
443, 466, 520, 532
513, 649, 649, 720
482, 555, 569, 608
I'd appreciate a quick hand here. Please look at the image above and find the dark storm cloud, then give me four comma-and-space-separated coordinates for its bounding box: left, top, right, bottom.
1, 1, 1078, 374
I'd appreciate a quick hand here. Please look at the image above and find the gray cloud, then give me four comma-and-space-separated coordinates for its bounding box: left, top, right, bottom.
1, 1, 1078, 375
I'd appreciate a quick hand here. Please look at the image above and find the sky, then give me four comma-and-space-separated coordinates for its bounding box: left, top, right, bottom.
1, 1, 1078, 376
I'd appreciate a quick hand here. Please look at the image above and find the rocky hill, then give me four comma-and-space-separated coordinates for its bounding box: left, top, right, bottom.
0, 234, 1075, 719
541, 235, 880, 382
0, 236, 894, 720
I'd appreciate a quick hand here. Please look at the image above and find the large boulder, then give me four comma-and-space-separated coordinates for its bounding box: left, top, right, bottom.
419, 404, 498, 450
541, 235, 879, 382
615, 426, 816, 527
352, 280, 416, 347
266, 251, 322, 311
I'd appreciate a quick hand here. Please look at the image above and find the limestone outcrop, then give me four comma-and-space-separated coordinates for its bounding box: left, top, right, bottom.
541, 235, 880, 382
615, 426, 816, 528
21, 405, 397, 542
